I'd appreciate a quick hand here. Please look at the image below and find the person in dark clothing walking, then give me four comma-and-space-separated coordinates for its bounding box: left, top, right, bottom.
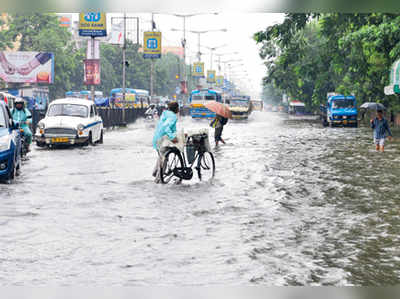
371, 110, 393, 152
210, 114, 228, 146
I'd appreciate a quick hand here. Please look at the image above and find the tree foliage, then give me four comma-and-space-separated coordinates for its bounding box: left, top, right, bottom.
255, 13, 400, 112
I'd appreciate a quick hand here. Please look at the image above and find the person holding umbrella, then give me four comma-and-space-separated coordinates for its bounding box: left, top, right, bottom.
205, 101, 232, 147
210, 114, 228, 146
371, 109, 393, 152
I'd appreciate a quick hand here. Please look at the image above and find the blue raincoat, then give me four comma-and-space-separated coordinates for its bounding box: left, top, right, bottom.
11, 108, 32, 144
152, 110, 177, 150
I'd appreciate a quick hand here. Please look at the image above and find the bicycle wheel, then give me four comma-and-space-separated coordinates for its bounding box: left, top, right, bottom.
160, 148, 184, 184
197, 151, 215, 181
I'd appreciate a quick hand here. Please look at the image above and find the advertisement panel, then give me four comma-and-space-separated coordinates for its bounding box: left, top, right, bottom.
143, 31, 162, 59
58, 14, 72, 28
192, 62, 205, 77
110, 21, 124, 45
216, 75, 224, 87
0, 51, 54, 84
207, 70, 216, 83
79, 13, 107, 37
84, 59, 100, 85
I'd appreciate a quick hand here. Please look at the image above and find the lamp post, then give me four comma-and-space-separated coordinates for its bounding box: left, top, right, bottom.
189, 29, 228, 62
171, 13, 218, 104
202, 44, 227, 70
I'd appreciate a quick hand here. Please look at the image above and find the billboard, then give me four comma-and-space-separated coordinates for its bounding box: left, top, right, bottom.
79, 13, 107, 37
58, 14, 72, 28
0, 51, 54, 84
216, 75, 224, 87
192, 62, 205, 77
207, 70, 216, 83
110, 21, 124, 45
84, 59, 100, 85
143, 31, 162, 59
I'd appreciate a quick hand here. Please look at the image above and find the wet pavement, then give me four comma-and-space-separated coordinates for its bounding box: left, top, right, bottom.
1, 112, 400, 285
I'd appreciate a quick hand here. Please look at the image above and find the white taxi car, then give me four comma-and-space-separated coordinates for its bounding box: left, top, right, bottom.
35, 98, 104, 147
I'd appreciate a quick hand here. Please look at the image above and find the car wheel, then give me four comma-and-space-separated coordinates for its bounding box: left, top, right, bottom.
7, 160, 16, 183
98, 130, 104, 144
36, 141, 45, 147
89, 132, 95, 146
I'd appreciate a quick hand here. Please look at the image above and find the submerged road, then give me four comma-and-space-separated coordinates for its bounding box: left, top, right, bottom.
1, 112, 400, 285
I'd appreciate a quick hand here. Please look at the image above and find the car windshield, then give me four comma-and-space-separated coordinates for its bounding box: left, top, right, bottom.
0, 107, 6, 127
47, 104, 88, 118
230, 100, 248, 107
332, 99, 355, 109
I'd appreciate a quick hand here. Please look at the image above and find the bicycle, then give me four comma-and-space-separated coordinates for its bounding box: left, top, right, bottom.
159, 131, 215, 184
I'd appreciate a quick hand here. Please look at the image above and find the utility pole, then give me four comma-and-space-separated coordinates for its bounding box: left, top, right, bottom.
122, 12, 127, 124
90, 36, 95, 101
150, 13, 155, 100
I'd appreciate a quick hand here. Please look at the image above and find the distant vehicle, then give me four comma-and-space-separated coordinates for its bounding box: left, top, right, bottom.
110, 88, 150, 108
251, 99, 264, 111
0, 92, 17, 109
7, 86, 49, 110
0, 100, 22, 182
288, 100, 306, 115
265, 104, 272, 111
228, 96, 252, 120
322, 94, 358, 127
35, 98, 104, 147
188, 89, 223, 119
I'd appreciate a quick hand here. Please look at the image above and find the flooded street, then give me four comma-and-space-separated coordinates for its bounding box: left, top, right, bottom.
1, 112, 400, 285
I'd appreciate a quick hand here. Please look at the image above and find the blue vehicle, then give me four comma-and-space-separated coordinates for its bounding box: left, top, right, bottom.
109, 88, 150, 108
6, 87, 50, 110
0, 100, 21, 182
322, 94, 358, 127
188, 89, 222, 119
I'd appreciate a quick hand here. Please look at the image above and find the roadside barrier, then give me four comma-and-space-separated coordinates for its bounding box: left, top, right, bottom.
30, 106, 191, 132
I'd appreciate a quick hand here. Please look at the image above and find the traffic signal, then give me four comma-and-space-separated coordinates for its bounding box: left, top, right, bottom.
175, 75, 179, 79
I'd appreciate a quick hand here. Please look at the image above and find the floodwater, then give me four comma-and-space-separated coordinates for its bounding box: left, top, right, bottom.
1, 112, 400, 285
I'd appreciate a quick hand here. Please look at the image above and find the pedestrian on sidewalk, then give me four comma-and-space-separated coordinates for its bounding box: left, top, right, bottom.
371, 109, 393, 152
152, 101, 180, 183
210, 114, 228, 146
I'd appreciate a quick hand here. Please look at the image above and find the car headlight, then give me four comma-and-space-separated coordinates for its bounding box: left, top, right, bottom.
38, 122, 45, 129
333, 115, 338, 119
0, 135, 11, 151
77, 124, 85, 132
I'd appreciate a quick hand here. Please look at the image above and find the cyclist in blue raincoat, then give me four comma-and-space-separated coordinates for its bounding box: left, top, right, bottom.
152, 102, 180, 182
11, 98, 32, 151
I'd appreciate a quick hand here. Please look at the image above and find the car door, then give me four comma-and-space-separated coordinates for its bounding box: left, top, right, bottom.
89, 104, 98, 142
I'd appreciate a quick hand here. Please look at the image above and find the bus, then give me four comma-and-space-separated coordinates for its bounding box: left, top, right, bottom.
65, 90, 103, 100
188, 89, 223, 119
6, 86, 49, 110
110, 88, 150, 108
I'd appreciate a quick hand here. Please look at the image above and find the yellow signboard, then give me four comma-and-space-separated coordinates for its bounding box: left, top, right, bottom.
143, 31, 162, 59
207, 70, 216, 83
192, 62, 205, 77
79, 13, 107, 37
216, 75, 224, 87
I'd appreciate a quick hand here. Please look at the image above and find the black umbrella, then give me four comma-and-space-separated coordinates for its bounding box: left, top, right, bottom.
360, 102, 386, 110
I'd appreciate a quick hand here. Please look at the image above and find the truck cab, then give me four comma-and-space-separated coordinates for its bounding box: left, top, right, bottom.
323, 95, 358, 127
229, 96, 252, 120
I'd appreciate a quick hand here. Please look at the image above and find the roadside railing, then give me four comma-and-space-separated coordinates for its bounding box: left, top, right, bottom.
30, 106, 191, 132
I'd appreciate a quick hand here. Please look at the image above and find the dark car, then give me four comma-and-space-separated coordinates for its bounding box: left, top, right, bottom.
0, 100, 22, 182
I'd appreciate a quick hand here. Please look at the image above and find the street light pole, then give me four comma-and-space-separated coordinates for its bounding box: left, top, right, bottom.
122, 12, 126, 104
150, 13, 155, 100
